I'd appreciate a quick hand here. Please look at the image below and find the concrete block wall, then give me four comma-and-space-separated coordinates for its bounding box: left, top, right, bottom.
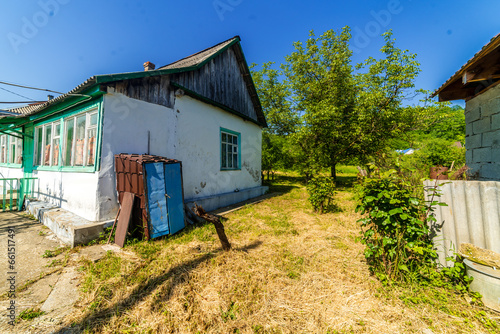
465, 85, 500, 180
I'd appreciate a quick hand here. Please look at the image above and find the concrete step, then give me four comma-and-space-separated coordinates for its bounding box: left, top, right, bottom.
25, 199, 114, 247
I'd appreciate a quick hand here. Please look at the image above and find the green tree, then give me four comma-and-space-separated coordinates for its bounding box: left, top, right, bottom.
253, 27, 425, 179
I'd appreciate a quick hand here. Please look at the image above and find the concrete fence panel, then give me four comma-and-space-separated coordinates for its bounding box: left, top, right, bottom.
424, 180, 500, 267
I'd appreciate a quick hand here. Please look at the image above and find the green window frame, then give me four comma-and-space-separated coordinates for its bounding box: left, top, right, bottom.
0, 133, 23, 167
220, 128, 241, 170
32, 100, 102, 173
62, 110, 98, 167
34, 121, 61, 167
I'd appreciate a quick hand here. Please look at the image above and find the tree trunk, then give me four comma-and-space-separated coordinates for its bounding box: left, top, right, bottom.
331, 163, 337, 180
192, 203, 231, 251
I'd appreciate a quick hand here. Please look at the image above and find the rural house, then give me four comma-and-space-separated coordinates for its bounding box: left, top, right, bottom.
433, 33, 500, 180
0, 36, 267, 243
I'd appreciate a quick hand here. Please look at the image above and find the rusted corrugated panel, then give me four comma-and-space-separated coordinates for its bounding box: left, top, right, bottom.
114, 153, 181, 241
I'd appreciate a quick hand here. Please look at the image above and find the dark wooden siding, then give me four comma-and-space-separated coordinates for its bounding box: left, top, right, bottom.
171, 46, 258, 122
106, 76, 176, 109
104, 45, 261, 124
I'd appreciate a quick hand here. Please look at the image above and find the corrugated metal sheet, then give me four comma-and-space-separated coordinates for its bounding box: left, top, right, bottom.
424, 180, 500, 266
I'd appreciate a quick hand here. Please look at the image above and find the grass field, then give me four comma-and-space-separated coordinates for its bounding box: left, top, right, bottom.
68, 169, 499, 333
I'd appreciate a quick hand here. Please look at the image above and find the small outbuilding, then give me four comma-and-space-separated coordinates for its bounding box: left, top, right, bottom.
433, 33, 500, 180
0, 36, 267, 241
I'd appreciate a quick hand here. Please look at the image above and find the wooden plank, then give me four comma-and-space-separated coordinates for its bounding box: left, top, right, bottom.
115, 192, 136, 247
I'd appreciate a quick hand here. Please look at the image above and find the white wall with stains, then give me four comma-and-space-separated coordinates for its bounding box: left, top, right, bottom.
1, 91, 263, 222
97, 92, 263, 221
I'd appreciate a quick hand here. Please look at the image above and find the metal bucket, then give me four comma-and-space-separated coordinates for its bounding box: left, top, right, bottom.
464, 258, 500, 312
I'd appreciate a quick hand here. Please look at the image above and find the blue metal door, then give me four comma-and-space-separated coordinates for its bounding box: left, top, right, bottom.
164, 163, 185, 234
145, 162, 170, 238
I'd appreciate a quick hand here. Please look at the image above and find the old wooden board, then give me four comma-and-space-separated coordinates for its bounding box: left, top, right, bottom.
115, 192, 136, 247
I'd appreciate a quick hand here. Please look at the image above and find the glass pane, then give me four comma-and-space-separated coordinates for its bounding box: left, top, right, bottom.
233, 153, 238, 169
52, 137, 59, 166
54, 123, 61, 137
74, 115, 86, 166
44, 125, 52, 166
86, 128, 97, 166
89, 113, 98, 126
16, 138, 22, 164
9, 139, 15, 164
222, 133, 227, 142
35, 128, 42, 165
228, 152, 233, 168
233, 145, 237, 153
64, 119, 74, 166
221, 143, 227, 168
233, 136, 237, 145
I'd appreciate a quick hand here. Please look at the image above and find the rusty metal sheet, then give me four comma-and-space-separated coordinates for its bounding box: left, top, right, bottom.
115, 192, 135, 247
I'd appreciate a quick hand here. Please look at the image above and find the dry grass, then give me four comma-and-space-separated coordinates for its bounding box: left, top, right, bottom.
67, 171, 500, 333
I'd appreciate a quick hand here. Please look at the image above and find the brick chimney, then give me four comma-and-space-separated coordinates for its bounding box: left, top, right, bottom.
143, 61, 155, 71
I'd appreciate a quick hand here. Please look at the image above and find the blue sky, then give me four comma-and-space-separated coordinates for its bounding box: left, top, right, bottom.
0, 0, 499, 109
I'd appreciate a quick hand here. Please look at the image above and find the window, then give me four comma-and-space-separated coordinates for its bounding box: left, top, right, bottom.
0, 135, 6, 164
34, 122, 60, 166
63, 110, 97, 167
8, 136, 22, 164
0, 134, 22, 165
221, 128, 240, 170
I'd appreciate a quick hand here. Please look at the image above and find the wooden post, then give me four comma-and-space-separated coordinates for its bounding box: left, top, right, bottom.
192, 203, 231, 251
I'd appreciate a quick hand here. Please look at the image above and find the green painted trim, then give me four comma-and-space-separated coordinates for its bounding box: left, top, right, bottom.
0, 127, 32, 139
33, 166, 96, 173
28, 85, 103, 123
32, 98, 102, 173
0, 164, 22, 168
171, 82, 263, 126
220, 127, 241, 171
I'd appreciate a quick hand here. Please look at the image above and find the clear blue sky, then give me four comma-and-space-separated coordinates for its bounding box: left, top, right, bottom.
0, 0, 499, 109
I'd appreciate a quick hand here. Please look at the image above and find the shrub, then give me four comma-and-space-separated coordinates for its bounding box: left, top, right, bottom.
306, 176, 336, 214
356, 170, 441, 282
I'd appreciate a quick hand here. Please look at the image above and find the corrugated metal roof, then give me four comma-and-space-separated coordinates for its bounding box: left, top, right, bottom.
5, 76, 97, 116
159, 36, 239, 70
2, 36, 260, 125
432, 33, 500, 98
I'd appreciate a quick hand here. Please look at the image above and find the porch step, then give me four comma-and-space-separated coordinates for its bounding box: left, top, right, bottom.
25, 199, 114, 247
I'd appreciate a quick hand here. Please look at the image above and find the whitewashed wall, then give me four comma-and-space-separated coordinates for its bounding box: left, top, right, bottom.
33, 170, 100, 221
465, 85, 500, 180
97, 92, 262, 221
174, 95, 262, 200
0, 167, 24, 196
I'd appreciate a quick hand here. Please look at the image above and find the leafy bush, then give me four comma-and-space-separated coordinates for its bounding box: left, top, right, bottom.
306, 177, 336, 213
356, 170, 442, 282
356, 170, 476, 294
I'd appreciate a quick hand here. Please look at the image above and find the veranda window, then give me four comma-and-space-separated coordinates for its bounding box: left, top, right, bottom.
34, 122, 61, 167
63, 110, 97, 167
0, 135, 6, 164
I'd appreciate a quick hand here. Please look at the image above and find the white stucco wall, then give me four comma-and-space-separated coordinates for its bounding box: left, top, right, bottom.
0, 167, 23, 179
2, 91, 263, 222
0, 167, 24, 197
33, 170, 100, 221
97, 92, 262, 220
465, 85, 500, 180
174, 95, 262, 200
97, 92, 176, 220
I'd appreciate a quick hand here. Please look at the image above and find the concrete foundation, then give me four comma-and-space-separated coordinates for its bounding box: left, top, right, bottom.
25, 199, 113, 247
185, 185, 268, 212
